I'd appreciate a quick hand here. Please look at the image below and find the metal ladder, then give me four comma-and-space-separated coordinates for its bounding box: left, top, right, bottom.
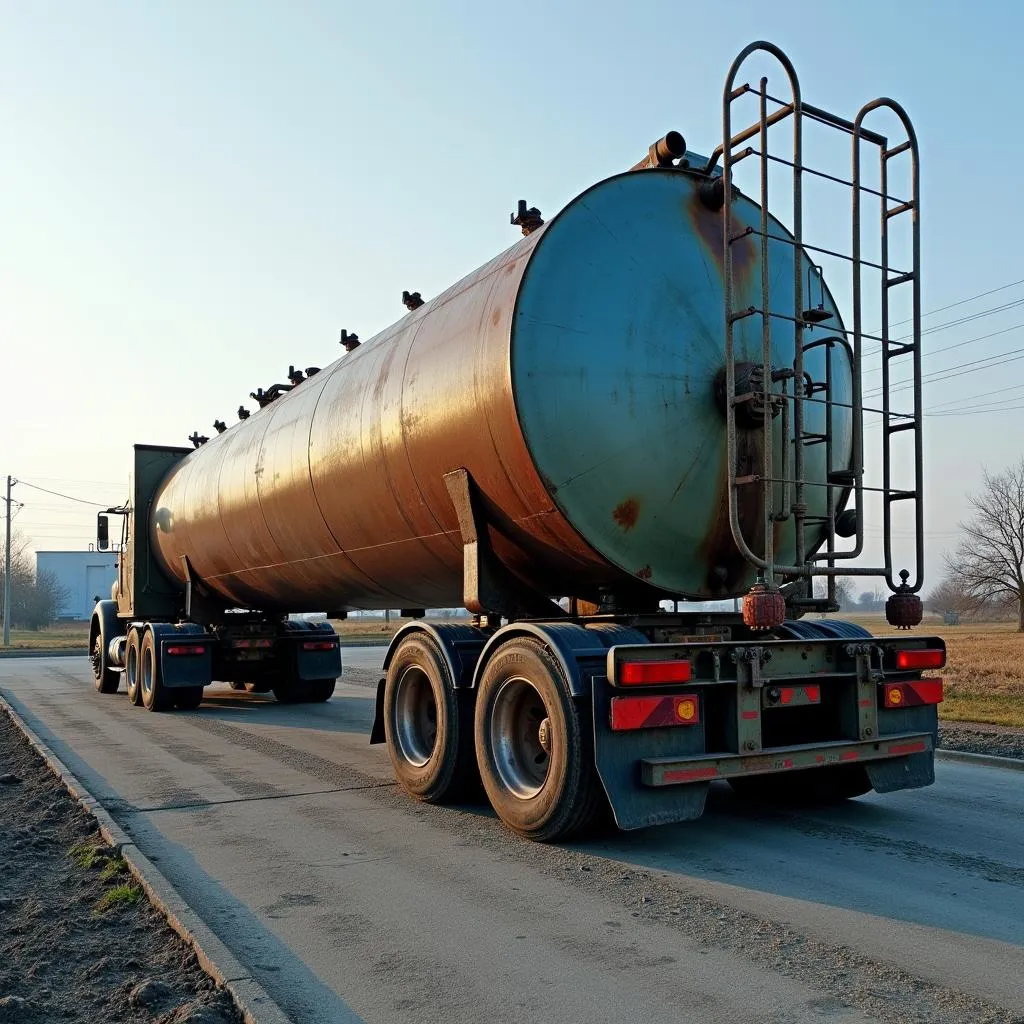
707, 40, 923, 610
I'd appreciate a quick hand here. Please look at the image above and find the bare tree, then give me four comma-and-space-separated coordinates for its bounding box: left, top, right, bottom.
0, 530, 69, 631
945, 459, 1024, 632
926, 575, 982, 621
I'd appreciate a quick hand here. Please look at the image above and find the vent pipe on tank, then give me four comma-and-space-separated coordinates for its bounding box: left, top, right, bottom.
631, 131, 687, 171
340, 330, 361, 352
511, 200, 543, 235
402, 290, 424, 310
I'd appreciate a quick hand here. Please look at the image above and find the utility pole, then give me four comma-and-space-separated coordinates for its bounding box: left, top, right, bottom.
3, 475, 14, 647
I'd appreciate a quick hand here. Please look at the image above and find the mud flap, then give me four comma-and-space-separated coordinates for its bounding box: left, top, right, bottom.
865, 751, 935, 792
370, 678, 386, 744
591, 677, 709, 830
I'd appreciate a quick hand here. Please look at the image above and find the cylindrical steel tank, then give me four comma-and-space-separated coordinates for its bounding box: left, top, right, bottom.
151, 168, 852, 612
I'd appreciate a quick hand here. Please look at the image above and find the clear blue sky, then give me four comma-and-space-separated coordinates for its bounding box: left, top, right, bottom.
2, 0, 1022, 593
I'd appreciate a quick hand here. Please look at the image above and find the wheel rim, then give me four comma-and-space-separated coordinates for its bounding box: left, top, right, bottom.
393, 665, 437, 767
91, 636, 103, 680
490, 677, 551, 799
126, 639, 138, 694
142, 644, 153, 699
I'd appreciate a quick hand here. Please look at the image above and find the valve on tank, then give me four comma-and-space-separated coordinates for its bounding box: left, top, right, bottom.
511, 200, 543, 236
288, 365, 305, 385
402, 290, 424, 311
250, 385, 292, 407
189, 432, 209, 448
238, 405, 250, 420
340, 330, 361, 352
213, 420, 227, 434
305, 366, 321, 377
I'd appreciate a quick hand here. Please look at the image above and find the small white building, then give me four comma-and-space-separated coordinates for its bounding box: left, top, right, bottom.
36, 550, 118, 621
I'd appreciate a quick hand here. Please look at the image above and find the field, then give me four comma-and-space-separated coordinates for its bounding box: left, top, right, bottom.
4, 615, 1022, 728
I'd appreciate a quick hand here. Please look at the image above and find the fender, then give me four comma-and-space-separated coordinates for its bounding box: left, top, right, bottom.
372, 620, 493, 744
470, 621, 645, 697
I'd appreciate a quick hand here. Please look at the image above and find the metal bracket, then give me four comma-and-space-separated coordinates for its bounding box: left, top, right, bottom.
180, 556, 224, 625
443, 468, 566, 620
845, 641, 880, 741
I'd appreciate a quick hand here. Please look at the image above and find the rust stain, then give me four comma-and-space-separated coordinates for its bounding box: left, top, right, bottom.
636, 565, 653, 581
491, 308, 501, 327
685, 189, 757, 289
612, 497, 641, 531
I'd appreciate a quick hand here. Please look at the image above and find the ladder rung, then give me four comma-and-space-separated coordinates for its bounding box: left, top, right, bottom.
886, 420, 917, 434
735, 474, 761, 486
802, 433, 827, 446
728, 306, 757, 323
885, 140, 912, 160
828, 470, 857, 484
886, 490, 917, 503
884, 342, 916, 358
885, 201, 915, 219
886, 272, 915, 288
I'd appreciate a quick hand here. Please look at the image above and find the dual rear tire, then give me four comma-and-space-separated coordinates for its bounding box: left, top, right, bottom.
384, 635, 603, 841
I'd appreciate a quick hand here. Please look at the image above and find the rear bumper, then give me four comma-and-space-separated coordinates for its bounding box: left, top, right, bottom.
641, 732, 932, 786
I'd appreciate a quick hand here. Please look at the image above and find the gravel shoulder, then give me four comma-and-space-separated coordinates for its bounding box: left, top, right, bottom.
939, 721, 1024, 760
0, 709, 242, 1024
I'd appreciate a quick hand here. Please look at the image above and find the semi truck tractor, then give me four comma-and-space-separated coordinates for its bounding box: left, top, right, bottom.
90, 41, 946, 840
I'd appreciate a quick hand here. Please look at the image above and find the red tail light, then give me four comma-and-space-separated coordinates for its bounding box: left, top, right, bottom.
303, 640, 338, 651
883, 679, 943, 708
166, 644, 206, 656
618, 660, 692, 686
895, 648, 945, 670
610, 694, 700, 731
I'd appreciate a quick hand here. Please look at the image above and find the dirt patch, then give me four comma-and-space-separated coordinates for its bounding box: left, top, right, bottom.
0, 710, 242, 1024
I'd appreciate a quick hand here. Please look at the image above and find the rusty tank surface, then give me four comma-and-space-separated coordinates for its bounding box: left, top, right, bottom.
150, 166, 852, 613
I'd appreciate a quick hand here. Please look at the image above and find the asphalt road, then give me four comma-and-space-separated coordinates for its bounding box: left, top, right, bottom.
2, 651, 1021, 1024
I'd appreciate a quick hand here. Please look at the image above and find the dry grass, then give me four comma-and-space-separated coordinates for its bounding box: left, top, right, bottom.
826, 614, 1024, 728
5, 624, 90, 650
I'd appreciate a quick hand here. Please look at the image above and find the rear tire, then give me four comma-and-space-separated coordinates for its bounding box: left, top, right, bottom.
383, 634, 475, 803
305, 679, 336, 703
272, 680, 309, 704
174, 687, 204, 710
140, 630, 172, 712
125, 629, 143, 706
728, 765, 872, 804
474, 638, 603, 842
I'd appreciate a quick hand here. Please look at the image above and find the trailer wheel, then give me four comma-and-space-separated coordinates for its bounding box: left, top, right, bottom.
89, 604, 119, 695
384, 634, 474, 802
271, 681, 309, 704
140, 630, 172, 712
474, 638, 602, 842
125, 629, 143, 706
305, 680, 336, 703
728, 765, 872, 804
174, 687, 204, 710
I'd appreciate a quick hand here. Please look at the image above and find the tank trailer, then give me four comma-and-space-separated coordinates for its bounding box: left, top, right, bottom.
91, 42, 944, 840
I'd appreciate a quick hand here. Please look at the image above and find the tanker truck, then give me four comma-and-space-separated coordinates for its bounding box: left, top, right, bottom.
89, 42, 946, 840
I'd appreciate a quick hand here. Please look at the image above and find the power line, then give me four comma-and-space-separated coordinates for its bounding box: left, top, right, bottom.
865, 344, 1024, 400
889, 276, 1024, 328
862, 321, 1024, 377
927, 381, 1024, 411
18, 481, 113, 507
